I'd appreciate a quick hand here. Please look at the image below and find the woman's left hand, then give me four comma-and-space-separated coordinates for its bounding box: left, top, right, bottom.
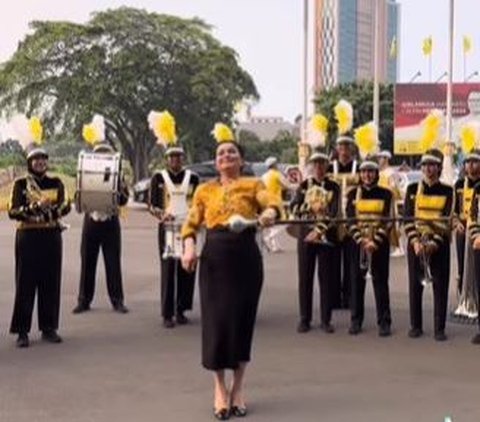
258, 208, 277, 227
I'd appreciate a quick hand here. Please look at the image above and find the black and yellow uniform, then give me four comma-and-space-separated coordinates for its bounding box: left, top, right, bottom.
404, 181, 454, 338
328, 160, 360, 308
453, 177, 480, 293
346, 184, 393, 334
9, 172, 70, 335
149, 169, 199, 322
75, 179, 129, 311
468, 185, 480, 341
181, 178, 280, 370
290, 177, 340, 332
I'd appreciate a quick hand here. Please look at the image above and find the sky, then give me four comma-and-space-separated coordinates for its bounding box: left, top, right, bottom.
1, 0, 480, 125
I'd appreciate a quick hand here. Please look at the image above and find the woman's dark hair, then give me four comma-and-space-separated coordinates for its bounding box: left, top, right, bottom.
215, 141, 245, 158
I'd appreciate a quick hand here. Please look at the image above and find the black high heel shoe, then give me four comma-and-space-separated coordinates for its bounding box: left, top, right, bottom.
230, 405, 248, 417
213, 407, 231, 420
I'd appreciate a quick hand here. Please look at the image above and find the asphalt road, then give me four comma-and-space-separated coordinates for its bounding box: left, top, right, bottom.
0, 207, 478, 422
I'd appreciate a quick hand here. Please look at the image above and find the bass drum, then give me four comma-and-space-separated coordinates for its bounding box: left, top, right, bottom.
75, 151, 121, 214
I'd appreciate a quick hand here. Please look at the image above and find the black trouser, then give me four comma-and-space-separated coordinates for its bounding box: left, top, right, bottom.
297, 238, 334, 325
10, 229, 62, 334
407, 241, 450, 333
330, 235, 353, 308
350, 240, 391, 328
77, 216, 124, 306
456, 230, 466, 294
158, 225, 195, 319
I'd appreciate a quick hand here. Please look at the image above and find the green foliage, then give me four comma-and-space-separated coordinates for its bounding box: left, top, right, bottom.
239, 129, 298, 163
314, 81, 393, 152
0, 7, 258, 181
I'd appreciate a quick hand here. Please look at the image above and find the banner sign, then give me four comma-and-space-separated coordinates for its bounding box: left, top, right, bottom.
394, 83, 480, 155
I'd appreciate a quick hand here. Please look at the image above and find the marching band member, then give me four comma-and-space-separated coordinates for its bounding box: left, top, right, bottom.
468, 175, 480, 344
328, 135, 359, 309
262, 156, 296, 252
73, 117, 129, 314
454, 144, 480, 295
8, 117, 71, 347
346, 159, 393, 336
290, 149, 340, 333
181, 123, 280, 419
377, 150, 404, 257
327, 99, 358, 309
149, 140, 199, 328
404, 149, 454, 341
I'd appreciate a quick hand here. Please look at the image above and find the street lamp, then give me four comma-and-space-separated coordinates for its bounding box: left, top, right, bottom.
465, 70, 479, 82
409, 70, 422, 83
435, 71, 448, 83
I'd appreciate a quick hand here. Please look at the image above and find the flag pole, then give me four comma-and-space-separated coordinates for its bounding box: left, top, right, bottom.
299, 0, 309, 175
373, 0, 380, 128
443, 0, 455, 184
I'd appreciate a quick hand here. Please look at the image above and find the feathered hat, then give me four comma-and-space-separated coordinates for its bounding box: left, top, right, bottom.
354, 121, 380, 160
212, 123, 235, 143
148, 110, 184, 155
460, 121, 480, 161
9, 114, 48, 160
420, 148, 444, 165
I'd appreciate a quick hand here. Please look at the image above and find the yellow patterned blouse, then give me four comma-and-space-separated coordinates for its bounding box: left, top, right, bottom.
181, 177, 281, 239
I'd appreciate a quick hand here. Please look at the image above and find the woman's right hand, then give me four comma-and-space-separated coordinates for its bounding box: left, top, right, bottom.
181, 238, 197, 273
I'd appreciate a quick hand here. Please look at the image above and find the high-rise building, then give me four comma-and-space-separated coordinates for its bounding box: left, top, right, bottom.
314, 0, 400, 91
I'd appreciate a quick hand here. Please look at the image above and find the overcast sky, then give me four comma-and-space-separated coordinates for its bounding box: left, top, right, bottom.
1, 0, 480, 123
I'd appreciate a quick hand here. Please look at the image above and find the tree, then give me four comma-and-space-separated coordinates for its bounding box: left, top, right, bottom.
313, 81, 393, 153
238, 129, 298, 163
0, 8, 258, 181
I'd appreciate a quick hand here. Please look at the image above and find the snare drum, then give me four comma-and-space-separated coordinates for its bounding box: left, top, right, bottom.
76, 151, 121, 214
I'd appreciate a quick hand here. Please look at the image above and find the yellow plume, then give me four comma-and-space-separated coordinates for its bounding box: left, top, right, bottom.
308, 113, 329, 148
82, 114, 105, 146
334, 99, 353, 135
419, 109, 444, 153
354, 122, 379, 158
148, 110, 177, 146
460, 121, 480, 154
311, 114, 329, 134
28, 117, 43, 145
212, 123, 235, 143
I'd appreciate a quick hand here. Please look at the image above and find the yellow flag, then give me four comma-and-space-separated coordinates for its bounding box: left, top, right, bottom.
389, 36, 397, 59
422, 36, 433, 56
463, 35, 472, 54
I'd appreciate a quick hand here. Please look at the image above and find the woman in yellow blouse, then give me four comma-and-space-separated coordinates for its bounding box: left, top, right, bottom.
181, 125, 279, 420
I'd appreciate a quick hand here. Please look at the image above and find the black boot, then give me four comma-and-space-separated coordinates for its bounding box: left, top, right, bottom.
72, 302, 91, 314
176, 312, 189, 325
296, 320, 311, 333
16, 333, 29, 348
42, 330, 63, 344
112, 302, 129, 314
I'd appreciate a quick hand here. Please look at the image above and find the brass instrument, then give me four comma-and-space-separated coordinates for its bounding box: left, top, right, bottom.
287, 183, 334, 246
359, 223, 374, 283
417, 225, 435, 287
25, 175, 70, 230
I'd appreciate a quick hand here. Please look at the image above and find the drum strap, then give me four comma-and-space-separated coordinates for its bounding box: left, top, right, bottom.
161, 169, 192, 219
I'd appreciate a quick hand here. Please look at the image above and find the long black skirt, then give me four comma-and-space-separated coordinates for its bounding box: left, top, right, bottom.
200, 229, 263, 370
